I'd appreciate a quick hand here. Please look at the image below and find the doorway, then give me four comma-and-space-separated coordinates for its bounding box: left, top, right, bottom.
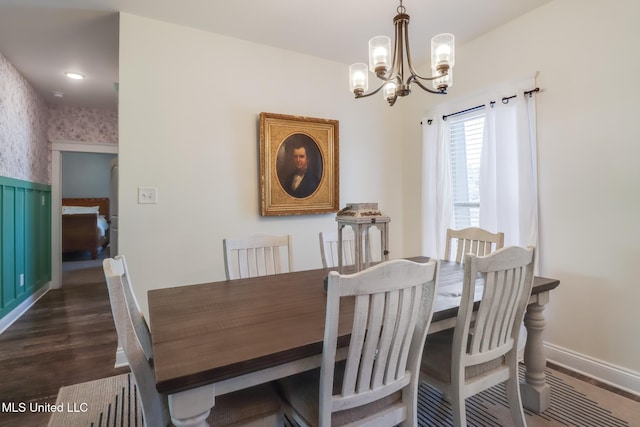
51, 141, 118, 289
61, 151, 116, 283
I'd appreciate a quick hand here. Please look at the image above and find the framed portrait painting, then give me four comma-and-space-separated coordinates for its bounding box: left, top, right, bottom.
259, 112, 339, 216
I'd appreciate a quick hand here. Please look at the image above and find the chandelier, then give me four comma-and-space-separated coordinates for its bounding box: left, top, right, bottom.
349, 0, 455, 106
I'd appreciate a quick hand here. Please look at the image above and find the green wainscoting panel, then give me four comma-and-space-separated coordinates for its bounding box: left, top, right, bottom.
0, 177, 51, 320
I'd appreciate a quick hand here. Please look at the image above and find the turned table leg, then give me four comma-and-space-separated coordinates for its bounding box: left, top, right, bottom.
520, 291, 551, 413
168, 384, 215, 427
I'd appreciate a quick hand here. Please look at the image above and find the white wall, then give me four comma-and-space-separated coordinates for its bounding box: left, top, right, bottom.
118, 14, 403, 318
403, 0, 640, 390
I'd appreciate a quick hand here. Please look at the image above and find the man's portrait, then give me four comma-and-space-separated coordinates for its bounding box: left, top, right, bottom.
276, 133, 323, 199
259, 112, 338, 216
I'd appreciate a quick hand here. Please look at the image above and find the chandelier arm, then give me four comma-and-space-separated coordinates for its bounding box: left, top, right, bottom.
403, 23, 448, 82
382, 13, 404, 81
395, 15, 405, 86
375, 71, 400, 82
412, 69, 449, 82
409, 76, 447, 94
402, 14, 417, 82
400, 10, 452, 86
354, 82, 386, 99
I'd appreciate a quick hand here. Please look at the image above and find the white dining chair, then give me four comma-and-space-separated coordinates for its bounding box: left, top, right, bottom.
444, 227, 505, 263
103, 257, 285, 427
444, 228, 527, 362
318, 228, 356, 268
421, 246, 535, 427
277, 258, 440, 426
319, 227, 383, 269
108, 255, 153, 360
223, 234, 293, 280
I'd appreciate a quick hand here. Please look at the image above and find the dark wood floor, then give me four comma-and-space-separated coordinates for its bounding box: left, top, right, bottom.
0, 268, 129, 427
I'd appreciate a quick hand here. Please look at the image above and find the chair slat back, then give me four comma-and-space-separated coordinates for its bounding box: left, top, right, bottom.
319, 229, 356, 268
457, 247, 535, 367
445, 227, 505, 263
103, 257, 170, 427
109, 255, 153, 361
319, 227, 383, 268
223, 234, 293, 280
320, 259, 439, 425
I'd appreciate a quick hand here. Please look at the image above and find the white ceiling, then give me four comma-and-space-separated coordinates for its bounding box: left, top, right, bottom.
0, 0, 551, 110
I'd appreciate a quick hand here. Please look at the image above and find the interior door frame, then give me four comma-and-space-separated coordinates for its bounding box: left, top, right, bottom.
51, 140, 118, 289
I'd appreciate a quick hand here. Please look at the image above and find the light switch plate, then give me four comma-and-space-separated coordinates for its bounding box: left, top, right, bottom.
138, 187, 158, 204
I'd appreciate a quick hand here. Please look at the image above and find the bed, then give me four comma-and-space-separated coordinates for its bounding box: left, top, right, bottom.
62, 197, 110, 260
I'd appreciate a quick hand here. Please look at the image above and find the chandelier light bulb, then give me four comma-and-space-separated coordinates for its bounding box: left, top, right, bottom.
435, 45, 451, 61
383, 81, 397, 101
432, 68, 452, 91
349, 63, 369, 95
431, 33, 455, 69
373, 47, 388, 66
368, 36, 391, 73
353, 72, 366, 87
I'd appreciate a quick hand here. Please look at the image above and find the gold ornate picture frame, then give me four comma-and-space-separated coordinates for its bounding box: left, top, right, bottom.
259, 112, 339, 216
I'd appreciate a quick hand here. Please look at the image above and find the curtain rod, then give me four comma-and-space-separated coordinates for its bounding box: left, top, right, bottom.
423, 87, 540, 125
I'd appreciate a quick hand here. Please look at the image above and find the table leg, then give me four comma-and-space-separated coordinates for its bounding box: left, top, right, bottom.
520, 291, 551, 413
168, 384, 215, 427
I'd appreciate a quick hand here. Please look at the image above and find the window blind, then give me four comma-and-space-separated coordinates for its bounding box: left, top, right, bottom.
448, 111, 485, 229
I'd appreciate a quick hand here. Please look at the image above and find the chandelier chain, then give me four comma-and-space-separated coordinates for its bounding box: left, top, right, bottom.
397, 0, 406, 14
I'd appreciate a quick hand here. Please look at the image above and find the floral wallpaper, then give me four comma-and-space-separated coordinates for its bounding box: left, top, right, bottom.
48, 106, 118, 145
0, 52, 118, 185
0, 52, 50, 184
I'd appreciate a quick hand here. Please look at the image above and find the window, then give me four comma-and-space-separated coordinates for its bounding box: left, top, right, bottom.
423, 80, 539, 258
448, 111, 485, 229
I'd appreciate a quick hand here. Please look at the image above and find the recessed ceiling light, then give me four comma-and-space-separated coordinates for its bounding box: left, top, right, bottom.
65, 72, 85, 80
53, 91, 64, 98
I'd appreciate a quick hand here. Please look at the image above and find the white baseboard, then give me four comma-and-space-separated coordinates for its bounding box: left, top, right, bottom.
545, 342, 640, 397
114, 346, 130, 368
0, 283, 51, 335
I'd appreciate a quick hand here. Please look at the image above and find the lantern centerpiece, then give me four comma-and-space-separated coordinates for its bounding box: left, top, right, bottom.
336, 203, 390, 272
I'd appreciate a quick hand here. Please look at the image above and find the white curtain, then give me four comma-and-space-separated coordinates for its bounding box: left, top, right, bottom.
421, 75, 539, 258
479, 84, 538, 248
421, 113, 453, 258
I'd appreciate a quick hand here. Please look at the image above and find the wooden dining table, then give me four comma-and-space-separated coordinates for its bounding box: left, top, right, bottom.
148, 258, 560, 427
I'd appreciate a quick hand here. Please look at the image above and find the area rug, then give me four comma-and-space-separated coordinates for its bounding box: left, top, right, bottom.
49, 367, 639, 426
48, 373, 143, 427
418, 366, 640, 426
